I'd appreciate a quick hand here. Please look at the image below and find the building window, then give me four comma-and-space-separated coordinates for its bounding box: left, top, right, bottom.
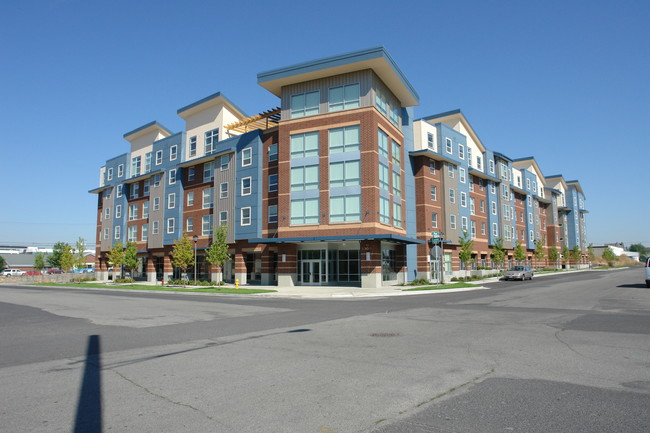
167, 193, 176, 209
380, 197, 390, 224
131, 156, 141, 178
291, 132, 319, 159
432, 212, 438, 228
152, 220, 159, 235
116, 184, 123, 198
427, 133, 435, 150
330, 160, 360, 188
107, 167, 113, 181
204, 161, 214, 182
291, 165, 319, 191
392, 172, 401, 196
429, 159, 436, 174
393, 202, 402, 228
268, 205, 278, 223
142, 201, 149, 219
329, 125, 359, 153
153, 197, 160, 211
329, 83, 359, 112
153, 174, 161, 187
477, 156, 483, 170
469, 175, 474, 191
445, 138, 453, 154
492, 223, 498, 237
430, 185, 437, 201
241, 207, 252, 226
170, 145, 177, 161
220, 182, 228, 199
461, 216, 468, 231
166, 218, 175, 234
470, 197, 475, 214
186, 217, 193, 233
242, 147, 252, 166
392, 140, 400, 166
450, 215, 457, 229
205, 128, 218, 154
481, 222, 486, 235
202, 214, 213, 236
461, 192, 467, 207
379, 163, 389, 191
130, 183, 139, 199
471, 220, 476, 238
127, 225, 137, 242
375, 89, 387, 115
467, 148, 473, 167
389, 107, 399, 126
203, 188, 214, 208
168, 169, 176, 185
330, 195, 361, 222
290, 198, 319, 224
378, 130, 389, 159
155, 150, 162, 165
128, 203, 138, 221
219, 211, 228, 226
241, 177, 252, 196
500, 162, 508, 180
268, 174, 278, 192
189, 136, 197, 158
291, 90, 319, 118
114, 205, 121, 219
220, 155, 229, 171
489, 160, 495, 173
117, 164, 124, 178
458, 143, 465, 159
459, 168, 466, 183
269, 143, 278, 162
449, 188, 455, 203
114, 225, 121, 240
141, 223, 148, 241
187, 167, 195, 182
143, 179, 150, 195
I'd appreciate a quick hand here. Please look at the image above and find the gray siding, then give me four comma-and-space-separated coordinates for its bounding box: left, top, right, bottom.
100, 189, 114, 251
148, 178, 166, 249
213, 153, 236, 243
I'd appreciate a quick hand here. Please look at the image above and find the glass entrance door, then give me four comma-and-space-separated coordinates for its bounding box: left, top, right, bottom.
301, 260, 321, 285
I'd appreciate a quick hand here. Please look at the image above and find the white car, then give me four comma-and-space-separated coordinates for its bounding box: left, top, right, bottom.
645, 258, 650, 288
1, 268, 26, 277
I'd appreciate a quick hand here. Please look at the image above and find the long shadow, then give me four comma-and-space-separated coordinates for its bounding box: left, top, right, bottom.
73, 335, 102, 433
617, 284, 648, 289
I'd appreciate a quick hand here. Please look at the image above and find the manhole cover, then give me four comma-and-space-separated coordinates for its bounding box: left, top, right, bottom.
369, 333, 400, 337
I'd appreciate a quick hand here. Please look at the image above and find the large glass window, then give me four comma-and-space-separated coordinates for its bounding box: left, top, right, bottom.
392, 172, 401, 196
392, 140, 400, 166
329, 83, 360, 111
202, 214, 213, 236
127, 225, 137, 242
393, 202, 402, 228
329, 160, 360, 188
268, 174, 278, 192
205, 128, 218, 154
268, 205, 278, 223
290, 90, 319, 118
291, 165, 319, 191
203, 161, 214, 182
131, 156, 141, 178
375, 90, 387, 115
378, 130, 388, 159
330, 195, 360, 222
203, 188, 214, 208
189, 136, 197, 157
291, 198, 319, 224
379, 163, 389, 191
380, 197, 390, 224
291, 132, 319, 158
329, 126, 359, 153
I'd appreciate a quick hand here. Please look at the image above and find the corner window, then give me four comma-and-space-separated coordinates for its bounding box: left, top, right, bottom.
290, 90, 319, 118
375, 89, 387, 115
378, 130, 388, 159
329, 126, 360, 153
290, 132, 319, 159
330, 195, 361, 222
329, 83, 359, 112
205, 129, 218, 154
242, 147, 252, 166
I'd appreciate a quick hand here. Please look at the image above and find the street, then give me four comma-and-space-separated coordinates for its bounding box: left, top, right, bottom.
1, 268, 649, 432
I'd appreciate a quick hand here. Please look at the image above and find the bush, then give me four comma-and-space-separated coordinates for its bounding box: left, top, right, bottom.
115, 278, 135, 283
72, 277, 96, 283
410, 278, 430, 286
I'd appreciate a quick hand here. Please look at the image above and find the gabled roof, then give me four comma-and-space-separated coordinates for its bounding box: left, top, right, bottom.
177, 91, 248, 119
566, 180, 585, 198
493, 151, 513, 162
545, 174, 568, 192
512, 156, 546, 185
419, 109, 487, 152
257, 46, 419, 107
123, 121, 173, 141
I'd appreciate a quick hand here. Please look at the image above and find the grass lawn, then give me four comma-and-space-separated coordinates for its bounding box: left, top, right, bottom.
402, 282, 479, 291
30, 282, 276, 294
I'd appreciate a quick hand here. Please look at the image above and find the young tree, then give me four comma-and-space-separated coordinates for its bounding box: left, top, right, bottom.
34, 253, 46, 273
491, 238, 506, 271
602, 248, 617, 267
171, 232, 195, 280
513, 241, 526, 265
562, 246, 571, 267
571, 245, 582, 265
205, 225, 231, 283
534, 239, 546, 268
124, 242, 139, 276
75, 237, 87, 270
59, 244, 76, 272
0, 255, 6, 271
108, 241, 125, 278
548, 245, 560, 269
587, 243, 596, 264
48, 241, 67, 268
458, 230, 474, 280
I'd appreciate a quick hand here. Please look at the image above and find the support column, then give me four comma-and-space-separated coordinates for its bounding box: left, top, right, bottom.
360, 240, 382, 288
163, 254, 173, 283
234, 250, 247, 285
396, 244, 407, 285
277, 244, 297, 286
146, 255, 156, 283
260, 249, 274, 286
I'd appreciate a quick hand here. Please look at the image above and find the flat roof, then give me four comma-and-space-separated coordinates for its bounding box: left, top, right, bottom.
257, 47, 419, 107
123, 121, 173, 140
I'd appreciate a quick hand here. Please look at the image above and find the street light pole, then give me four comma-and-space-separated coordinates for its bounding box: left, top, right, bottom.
193, 235, 198, 282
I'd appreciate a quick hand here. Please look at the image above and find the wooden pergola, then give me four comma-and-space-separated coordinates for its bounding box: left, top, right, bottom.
224, 107, 281, 135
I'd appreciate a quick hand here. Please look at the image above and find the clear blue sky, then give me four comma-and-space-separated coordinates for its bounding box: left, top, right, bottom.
1, 0, 648, 249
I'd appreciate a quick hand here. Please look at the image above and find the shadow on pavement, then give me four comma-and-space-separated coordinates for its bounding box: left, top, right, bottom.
74, 335, 102, 433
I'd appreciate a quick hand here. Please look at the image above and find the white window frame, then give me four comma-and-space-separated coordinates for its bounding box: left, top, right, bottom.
220, 182, 228, 199
170, 145, 177, 161
114, 225, 121, 240
268, 205, 278, 223
458, 143, 465, 160
152, 220, 159, 235
168, 169, 176, 185
449, 188, 455, 204
461, 192, 467, 207
219, 211, 228, 226
459, 168, 466, 183
445, 138, 453, 154
115, 204, 121, 219
241, 177, 252, 196
268, 174, 278, 192
117, 164, 123, 178
202, 188, 214, 209
189, 136, 197, 158
242, 147, 252, 167
167, 193, 176, 209
450, 215, 457, 230
166, 218, 175, 234
241, 207, 251, 226
153, 197, 160, 211
155, 150, 162, 165
187, 191, 194, 207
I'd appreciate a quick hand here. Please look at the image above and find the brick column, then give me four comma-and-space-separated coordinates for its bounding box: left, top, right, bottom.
234, 248, 247, 285
163, 254, 173, 283
277, 244, 297, 286
360, 240, 382, 288
146, 254, 156, 283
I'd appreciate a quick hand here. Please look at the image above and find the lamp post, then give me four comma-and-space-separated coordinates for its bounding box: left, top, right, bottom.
193, 235, 198, 282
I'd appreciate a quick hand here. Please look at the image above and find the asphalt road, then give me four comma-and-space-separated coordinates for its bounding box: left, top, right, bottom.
0, 268, 648, 432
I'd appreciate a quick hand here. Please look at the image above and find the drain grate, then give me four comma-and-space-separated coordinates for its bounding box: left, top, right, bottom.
369, 333, 400, 337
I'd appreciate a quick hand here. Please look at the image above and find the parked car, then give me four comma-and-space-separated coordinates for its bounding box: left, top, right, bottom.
503, 265, 534, 281
1, 268, 26, 277
73, 267, 95, 274
645, 258, 650, 288
46, 268, 64, 274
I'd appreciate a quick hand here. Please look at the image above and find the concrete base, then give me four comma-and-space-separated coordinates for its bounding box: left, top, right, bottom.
95, 271, 108, 281
235, 272, 247, 285
211, 272, 223, 283
278, 273, 297, 287
361, 272, 382, 289
260, 273, 274, 285
147, 272, 157, 283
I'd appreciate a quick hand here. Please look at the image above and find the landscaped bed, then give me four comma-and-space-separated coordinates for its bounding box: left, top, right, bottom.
29, 282, 276, 294
402, 282, 479, 291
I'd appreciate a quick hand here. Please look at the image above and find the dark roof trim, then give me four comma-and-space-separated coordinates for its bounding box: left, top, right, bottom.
249, 234, 424, 245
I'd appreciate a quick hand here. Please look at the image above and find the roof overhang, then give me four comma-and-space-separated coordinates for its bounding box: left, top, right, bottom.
123, 170, 163, 184
409, 149, 459, 166
545, 175, 568, 191
123, 121, 173, 141
249, 234, 424, 245
419, 109, 486, 152
512, 157, 546, 185
257, 47, 419, 107
566, 180, 585, 197
88, 185, 112, 194
177, 91, 248, 120
468, 167, 500, 182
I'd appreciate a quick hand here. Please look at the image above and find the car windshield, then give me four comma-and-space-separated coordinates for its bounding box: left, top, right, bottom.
510, 266, 526, 271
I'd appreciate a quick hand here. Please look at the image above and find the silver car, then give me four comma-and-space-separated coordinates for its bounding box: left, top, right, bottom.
504, 265, 534, 281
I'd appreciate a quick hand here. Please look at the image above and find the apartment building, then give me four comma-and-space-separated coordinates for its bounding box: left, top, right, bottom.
90, 47, 588, 286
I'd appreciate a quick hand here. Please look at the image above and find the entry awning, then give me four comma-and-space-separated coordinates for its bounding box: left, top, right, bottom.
249, 234, 424, 245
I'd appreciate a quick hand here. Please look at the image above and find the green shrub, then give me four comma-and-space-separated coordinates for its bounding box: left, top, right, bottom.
72, 277, 96, 283
410, 278, 430, 286
115, 278, 135, 283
